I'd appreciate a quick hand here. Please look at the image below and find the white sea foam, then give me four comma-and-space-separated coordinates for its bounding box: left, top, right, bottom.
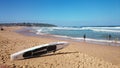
44, 27, 119, 32
81, 27, 120, 33
33, 26, 120, 33
90, 29, 120, 33
50, 27, 82, 30
50, 34, 120, 46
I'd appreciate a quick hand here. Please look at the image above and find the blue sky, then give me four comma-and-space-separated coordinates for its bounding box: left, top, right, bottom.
0, 0, 120, 26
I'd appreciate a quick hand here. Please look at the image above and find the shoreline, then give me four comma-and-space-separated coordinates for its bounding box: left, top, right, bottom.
17, 27, 120, 46
0, 26, 120, 68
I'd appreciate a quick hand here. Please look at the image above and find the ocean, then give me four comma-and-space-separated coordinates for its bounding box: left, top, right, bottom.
32, 26, 120, 46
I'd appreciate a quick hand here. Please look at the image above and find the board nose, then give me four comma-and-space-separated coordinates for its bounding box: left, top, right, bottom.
10, 53, 19, 60
10, 54, 15, 60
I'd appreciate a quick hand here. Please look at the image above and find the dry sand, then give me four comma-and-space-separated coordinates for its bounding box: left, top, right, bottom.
0, 26, 120, 68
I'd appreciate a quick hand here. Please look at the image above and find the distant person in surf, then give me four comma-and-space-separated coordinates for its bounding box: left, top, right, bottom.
108, 34, 111, 40
83, 34, 86, 42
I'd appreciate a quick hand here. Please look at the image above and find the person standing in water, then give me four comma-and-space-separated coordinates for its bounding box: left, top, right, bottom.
108, 34, 112, 45
83, 34, 86, 42
108, 34, 111, 40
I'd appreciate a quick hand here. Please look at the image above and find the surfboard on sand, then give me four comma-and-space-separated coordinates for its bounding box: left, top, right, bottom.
10, 41, 69, 60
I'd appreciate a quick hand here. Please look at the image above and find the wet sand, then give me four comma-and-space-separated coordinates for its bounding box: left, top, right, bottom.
0, 26, 120, 68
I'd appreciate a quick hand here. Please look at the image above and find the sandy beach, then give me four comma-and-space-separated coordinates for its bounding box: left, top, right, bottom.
0, 26, 120, 68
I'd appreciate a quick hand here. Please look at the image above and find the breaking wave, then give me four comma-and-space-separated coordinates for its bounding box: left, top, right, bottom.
34, 26, 120, 33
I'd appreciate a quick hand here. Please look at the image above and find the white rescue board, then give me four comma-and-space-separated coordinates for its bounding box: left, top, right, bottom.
10, 41, 69, 60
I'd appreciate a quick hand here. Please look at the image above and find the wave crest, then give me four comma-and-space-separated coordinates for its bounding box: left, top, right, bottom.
35, 26, 120, 33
